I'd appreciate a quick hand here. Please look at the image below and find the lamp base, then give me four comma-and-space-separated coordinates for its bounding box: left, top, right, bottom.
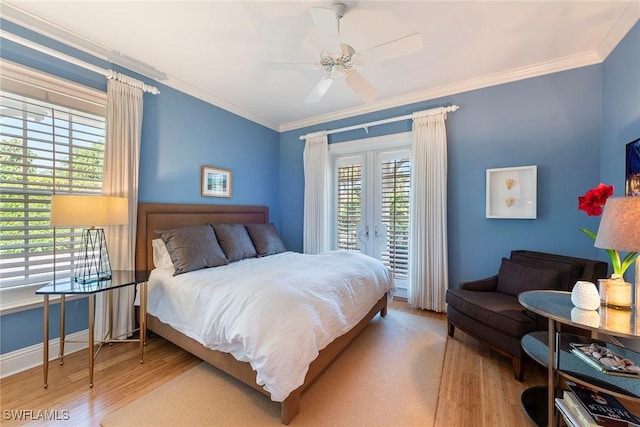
73, 228, 113, 284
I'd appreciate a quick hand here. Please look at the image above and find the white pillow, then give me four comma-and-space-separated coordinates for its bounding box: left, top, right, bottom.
152, 238, 174, 269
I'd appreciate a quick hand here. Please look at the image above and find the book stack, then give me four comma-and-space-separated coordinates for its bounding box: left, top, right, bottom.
554, 382, 640, 427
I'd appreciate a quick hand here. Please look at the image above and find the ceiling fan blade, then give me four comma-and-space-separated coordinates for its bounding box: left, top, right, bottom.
310, 6, 342, 55
346, 70, 379, 103
355, 33, 423, 65
258, 61, 319, 71
305, 76, 334, 103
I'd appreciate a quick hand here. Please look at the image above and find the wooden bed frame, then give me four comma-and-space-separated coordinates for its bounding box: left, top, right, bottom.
135, 203, 388, 424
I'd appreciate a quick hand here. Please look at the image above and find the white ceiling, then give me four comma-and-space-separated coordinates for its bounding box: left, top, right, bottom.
2, 1, 639, 131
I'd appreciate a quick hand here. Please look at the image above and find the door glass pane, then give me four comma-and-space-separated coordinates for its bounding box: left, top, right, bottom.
380, 157, 410, 279
336, 163, 362, 251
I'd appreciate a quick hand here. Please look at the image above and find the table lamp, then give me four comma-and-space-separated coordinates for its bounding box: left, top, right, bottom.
594, 197, 640, 307
50, 195, 128, 283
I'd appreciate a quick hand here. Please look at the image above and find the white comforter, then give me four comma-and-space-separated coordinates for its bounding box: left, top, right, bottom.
147, 250, 395, 402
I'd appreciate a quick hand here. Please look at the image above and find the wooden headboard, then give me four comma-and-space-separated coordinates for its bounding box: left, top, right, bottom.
135, 203, 269, 272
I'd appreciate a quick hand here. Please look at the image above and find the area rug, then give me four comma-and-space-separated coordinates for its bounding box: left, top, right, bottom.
101, 310, 446, 426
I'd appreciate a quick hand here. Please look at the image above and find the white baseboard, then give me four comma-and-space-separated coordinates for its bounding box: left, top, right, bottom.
0, 329, 89, 379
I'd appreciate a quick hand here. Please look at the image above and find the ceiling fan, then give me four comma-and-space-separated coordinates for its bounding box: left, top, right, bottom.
262, 3, 423, 104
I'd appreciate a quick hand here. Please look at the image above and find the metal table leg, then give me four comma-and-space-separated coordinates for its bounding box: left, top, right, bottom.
43, 295, 49, 389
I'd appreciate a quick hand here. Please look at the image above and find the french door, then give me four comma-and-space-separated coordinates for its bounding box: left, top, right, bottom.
333, 145, 411, 296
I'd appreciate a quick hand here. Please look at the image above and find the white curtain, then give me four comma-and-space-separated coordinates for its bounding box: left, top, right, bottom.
408, 109, 449, 312
303, 131, 330, 254
96, 78, 143, 340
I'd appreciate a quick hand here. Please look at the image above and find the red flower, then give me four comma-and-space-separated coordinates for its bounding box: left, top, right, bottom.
578, 183, 614, 216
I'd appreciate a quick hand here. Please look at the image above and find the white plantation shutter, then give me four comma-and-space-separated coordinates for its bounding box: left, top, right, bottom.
335, 156, 363, 252
0, 61, 107, 291
379, 155, 411, 280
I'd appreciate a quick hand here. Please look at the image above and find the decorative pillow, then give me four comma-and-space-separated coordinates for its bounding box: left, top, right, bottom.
151, 238, 174, 269
157, 224, 228, 275
496, 258, 560, 297
211, 223, 257, 262
510, 252, 583, 291
245, 223, 287, 257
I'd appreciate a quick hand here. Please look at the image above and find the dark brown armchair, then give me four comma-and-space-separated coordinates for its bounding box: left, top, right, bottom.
446, 250, 608, 381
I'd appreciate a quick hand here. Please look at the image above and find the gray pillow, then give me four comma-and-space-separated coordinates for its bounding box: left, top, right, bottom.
211, 223, 257, 262
157, 224, 228, 275
496, 258, 560, 297
245, 223, 287, 257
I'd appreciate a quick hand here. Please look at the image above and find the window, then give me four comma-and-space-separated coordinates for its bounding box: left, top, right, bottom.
0, 60, 107, 306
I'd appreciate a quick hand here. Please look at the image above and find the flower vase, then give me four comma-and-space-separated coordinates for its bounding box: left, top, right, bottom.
598, 274, 632, 309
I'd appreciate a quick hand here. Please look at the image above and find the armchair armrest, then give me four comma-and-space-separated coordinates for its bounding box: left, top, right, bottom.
459, 275, 498, 292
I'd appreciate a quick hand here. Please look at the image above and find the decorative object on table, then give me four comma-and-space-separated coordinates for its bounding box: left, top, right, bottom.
569, 343, 640, 378
578, 185, 640, 308
566, 381, 640, 425
201, 165, 232, 198
486, 165, 537, 219
626, 137, 640, 197
598, 276, 632, 309
570, 307, 600, 327
50, 195, 128, 283
570, 281, 601, 310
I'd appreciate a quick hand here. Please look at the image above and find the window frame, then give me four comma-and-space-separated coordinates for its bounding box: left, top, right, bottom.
0, 59, 107, 314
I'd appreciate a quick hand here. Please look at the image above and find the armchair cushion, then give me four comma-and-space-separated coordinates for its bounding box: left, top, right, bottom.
446, 289, 536, 338
496, 258, 560, 297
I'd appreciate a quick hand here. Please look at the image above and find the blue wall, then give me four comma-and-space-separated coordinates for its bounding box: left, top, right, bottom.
280, 65, 604, 287
0, 21, 279, 354
601, 21, 640, 282
601, 21, 640, 192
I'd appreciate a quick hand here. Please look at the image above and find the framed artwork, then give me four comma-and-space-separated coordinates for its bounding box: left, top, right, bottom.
486, 165, 537, 219
201, 166, 232, 198
626, 137, 640, 196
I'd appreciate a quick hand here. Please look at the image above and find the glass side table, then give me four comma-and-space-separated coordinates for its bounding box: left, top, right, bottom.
518, 290, 640, 427
36, 270, 149, 388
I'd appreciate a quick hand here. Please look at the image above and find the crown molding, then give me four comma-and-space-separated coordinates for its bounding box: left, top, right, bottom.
279, 51, 602, 132
595, 2, 640, 60
1, 2, 167, 81
163, 75, 280, 131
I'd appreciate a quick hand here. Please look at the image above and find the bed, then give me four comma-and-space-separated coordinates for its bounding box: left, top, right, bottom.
135, 203, 393, 424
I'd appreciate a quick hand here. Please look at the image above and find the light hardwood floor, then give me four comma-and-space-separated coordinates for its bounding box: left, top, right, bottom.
0, 299, 546, 426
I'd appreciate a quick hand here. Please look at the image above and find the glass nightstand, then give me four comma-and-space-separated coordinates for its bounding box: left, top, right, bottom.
36, 270, 149, 388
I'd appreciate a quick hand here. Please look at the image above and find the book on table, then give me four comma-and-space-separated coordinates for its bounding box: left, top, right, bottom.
570, 343, 640, 378
565, 381, 640, 426
556, 397, 584, 427
563, 390, 628, 427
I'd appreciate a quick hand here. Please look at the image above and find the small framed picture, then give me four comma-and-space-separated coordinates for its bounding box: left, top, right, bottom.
486, 165, 537, 219
201, 166, 232, 198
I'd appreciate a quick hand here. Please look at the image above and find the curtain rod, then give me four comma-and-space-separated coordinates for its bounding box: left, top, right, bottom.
299, 105, 459, 141
1, 29, 160, 95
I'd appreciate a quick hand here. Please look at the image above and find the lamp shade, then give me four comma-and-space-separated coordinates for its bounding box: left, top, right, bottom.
50, 195, 128, 227
594, 197, 640, 252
